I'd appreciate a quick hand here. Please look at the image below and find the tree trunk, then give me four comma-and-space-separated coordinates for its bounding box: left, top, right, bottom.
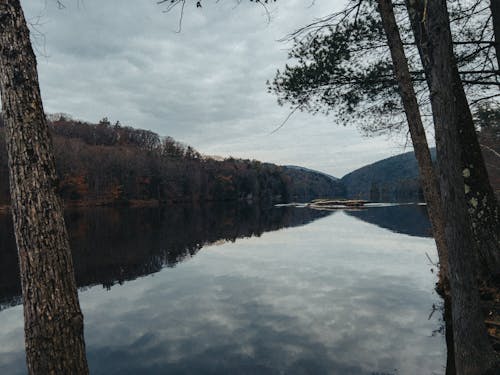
407, 0, 500, 281
377, 0, 449, 290
0, 1, 89, 374
444, 296, 457, 375
491, 0, 500, 75
405, 1, 498, 373
453, 65, 500, 279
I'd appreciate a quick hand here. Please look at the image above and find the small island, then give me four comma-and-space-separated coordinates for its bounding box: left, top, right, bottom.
277, 198, 369, 210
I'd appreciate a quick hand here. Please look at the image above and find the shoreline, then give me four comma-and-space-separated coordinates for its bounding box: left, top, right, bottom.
0, 198, 429, 214
0, 197, 273, 213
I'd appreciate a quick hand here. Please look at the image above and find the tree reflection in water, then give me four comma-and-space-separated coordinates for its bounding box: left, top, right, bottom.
0, 203, 448, 374
0, 203, 332, 309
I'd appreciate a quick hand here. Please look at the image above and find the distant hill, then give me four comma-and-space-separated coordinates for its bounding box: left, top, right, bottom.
281, 165, 344, 202
341, 134, 499, 202
340, 149, 437, 202
284, 165, 339, 181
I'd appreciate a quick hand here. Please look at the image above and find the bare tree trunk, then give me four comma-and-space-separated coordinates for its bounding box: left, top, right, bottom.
377, 0, 449, 290
0, 1, 89, 374
405, 1, 499, 373
491, 0, 500, 74
443, 296, 457, 375
453, 66, 500, 279
407, 0, 500, 281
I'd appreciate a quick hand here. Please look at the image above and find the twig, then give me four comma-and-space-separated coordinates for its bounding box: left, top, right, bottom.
270, 105, 301, 134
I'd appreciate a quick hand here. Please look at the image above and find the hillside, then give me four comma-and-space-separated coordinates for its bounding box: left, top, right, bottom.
1, 115, 497, 206
341, 132, 499, 202
340, 149, 436, 202
281, 165, 344, 202
0, 116, 341, 207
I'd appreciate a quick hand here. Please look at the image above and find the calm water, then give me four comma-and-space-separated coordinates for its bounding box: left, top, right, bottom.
0, 204, 445, 374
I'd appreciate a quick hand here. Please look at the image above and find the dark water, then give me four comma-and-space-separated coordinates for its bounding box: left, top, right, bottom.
0, 203, 445, 374
345, 203, 432, 238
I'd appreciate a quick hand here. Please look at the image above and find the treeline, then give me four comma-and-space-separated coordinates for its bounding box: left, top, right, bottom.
0, 116, 342, 207
1, 115, 495, 206
282, 166, 345, 201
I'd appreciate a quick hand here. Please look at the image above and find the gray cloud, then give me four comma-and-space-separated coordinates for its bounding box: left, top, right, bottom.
20, 0, 419, 176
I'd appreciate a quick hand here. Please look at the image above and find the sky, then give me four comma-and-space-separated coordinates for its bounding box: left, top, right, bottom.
20, 0, 418, 177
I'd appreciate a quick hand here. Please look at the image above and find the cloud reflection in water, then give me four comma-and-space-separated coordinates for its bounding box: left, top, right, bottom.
0, 207, 445, 374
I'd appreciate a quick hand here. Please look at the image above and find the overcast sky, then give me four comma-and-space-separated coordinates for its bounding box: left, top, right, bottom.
20, 0, 417, 177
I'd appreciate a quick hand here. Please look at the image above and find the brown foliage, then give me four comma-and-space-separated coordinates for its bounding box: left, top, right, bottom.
0, 118, 339, 206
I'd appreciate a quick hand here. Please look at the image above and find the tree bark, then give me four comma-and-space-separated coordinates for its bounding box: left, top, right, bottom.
491, 0, 500, 75
0, 1, 89, 374
453, 65, 500, 279
405, 1, 499, 373
377, 0, 449, 289
407, 0, 500, 281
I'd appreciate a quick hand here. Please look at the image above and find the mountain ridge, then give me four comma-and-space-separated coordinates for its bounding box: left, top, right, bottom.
1, 113, 497, 205
340, 149, 437, 202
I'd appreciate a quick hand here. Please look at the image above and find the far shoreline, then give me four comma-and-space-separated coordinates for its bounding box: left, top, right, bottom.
0, 197, 278, 213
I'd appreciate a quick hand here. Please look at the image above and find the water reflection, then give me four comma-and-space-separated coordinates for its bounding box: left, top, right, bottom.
82, 211, 445, 374
345, 204, 432, 238
0, 203, 332, 309
0, 205, 445, 374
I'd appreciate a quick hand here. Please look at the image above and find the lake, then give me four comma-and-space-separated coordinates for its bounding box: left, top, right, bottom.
0, 203, 446, 374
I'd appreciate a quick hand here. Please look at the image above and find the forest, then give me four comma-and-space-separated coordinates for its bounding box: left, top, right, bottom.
1, 113, 497, 208
0, 115, 344, 207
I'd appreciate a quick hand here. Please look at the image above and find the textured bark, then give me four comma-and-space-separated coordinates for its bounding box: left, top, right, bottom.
444, 296, 457, 375
453, 66, 500, 279
406, 1, 499, 373
378, 0, 448, 287
407, 0, 500, 281
377, 0, 449, 289
0, 1, 89, 374
491, 0, 500, 75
